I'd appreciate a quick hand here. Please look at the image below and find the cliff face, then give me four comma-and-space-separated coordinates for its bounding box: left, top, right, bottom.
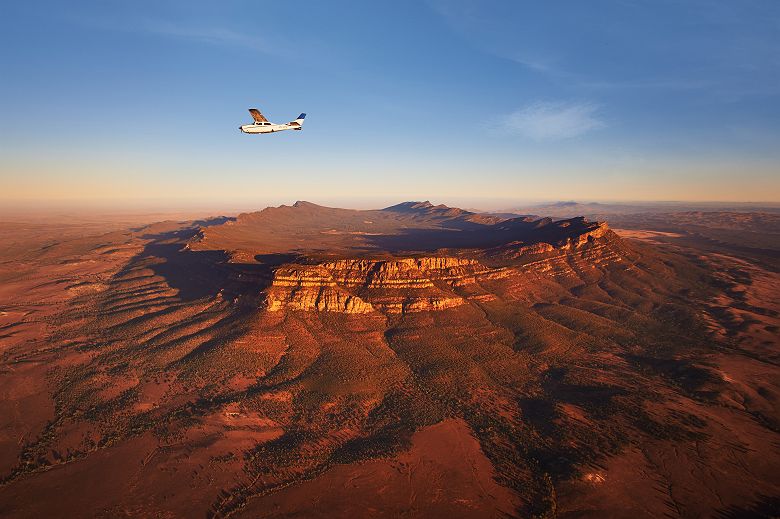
265, 257, 499, 314
264, 223, 629, 314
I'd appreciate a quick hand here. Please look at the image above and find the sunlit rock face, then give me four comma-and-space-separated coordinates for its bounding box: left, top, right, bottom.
262, 223, 629, 314
266, 265, 375, 313
265, 257, 480, 314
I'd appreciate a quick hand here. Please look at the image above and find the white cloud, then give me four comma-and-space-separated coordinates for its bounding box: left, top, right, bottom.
500, 101, 605, 140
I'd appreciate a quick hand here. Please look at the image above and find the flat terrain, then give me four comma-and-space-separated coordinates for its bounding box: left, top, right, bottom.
0, 203, 777, 518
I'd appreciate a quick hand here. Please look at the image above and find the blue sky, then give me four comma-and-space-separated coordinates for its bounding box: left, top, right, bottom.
1, 1, 779, 208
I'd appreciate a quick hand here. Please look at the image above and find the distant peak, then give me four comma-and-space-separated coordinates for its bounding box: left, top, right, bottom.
384, 201, 454, 213
383, 201, 433, 211
292, 201, 322, 208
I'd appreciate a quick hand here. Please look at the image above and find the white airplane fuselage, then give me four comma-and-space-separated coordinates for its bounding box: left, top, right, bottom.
239, 122, 301, 134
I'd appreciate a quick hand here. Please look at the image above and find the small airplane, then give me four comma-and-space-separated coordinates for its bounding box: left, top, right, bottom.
239, 108, 306, 134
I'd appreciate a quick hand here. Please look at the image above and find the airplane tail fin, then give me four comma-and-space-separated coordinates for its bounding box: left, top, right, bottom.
289, 113, 306, 129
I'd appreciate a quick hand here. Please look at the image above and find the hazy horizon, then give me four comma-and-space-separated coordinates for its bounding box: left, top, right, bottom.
2, 195, 780, 219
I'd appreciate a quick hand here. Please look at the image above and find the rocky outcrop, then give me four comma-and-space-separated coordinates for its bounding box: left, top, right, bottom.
266, 265, 373, 313
264, 256, 505, 314
321, 257, 502, 287
188, 201, 630, 315
561, 221, 612, 249
490, 221, 617, 258
266, 286, 374, 314
262, 223, 630, 314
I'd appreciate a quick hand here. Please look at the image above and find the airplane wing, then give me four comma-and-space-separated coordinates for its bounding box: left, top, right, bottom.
248, 108, 269, 123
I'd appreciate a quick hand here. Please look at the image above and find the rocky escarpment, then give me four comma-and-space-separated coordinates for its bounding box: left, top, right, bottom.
488, 220, 621, 258
263, 223, 630, 314
265, 257, 507, 314
186, 201, 632, 314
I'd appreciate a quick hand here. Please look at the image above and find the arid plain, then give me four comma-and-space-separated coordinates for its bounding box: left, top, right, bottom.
0, 202, 778, 518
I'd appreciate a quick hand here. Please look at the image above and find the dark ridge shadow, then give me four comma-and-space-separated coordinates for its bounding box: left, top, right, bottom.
113, 224, 237, 302
119, 219, 291, 303
363, 217, 599, 253
145, 244, 231, 301
128, 215, 234, 234
193, 216, 235, 227
254, 253, 304, 266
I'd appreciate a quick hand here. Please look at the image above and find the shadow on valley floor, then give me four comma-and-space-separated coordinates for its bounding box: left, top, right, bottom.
131, 227, 308, 303
253, 253, 305, 266
115, 217, 275, 303
123, 227, 232, 302
128, 216, 235, 234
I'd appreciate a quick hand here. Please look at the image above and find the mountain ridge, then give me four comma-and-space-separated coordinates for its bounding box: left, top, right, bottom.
186, 201, 624, 313
189, 201, 611, 263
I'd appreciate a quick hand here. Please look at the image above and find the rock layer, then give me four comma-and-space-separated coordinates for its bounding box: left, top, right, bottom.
264, 224, 627, 314
265, 257, 493, 314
